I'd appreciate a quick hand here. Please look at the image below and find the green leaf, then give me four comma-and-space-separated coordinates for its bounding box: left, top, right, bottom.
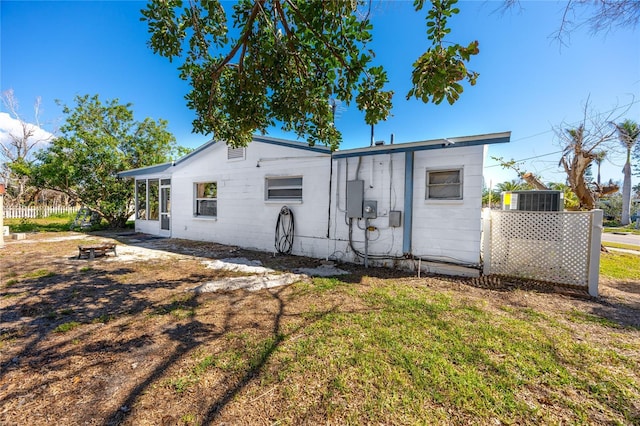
142, 0, 478, 148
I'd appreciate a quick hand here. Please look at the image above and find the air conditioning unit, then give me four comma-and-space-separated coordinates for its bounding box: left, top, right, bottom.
501, 190, 564, 212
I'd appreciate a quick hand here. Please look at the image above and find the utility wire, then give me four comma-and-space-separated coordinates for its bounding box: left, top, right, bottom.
485, 99, 640, 169
485, 150, 564, 168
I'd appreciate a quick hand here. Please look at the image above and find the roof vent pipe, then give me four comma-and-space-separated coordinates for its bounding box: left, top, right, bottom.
390, 133, 394, 145
370, 124, 374, 147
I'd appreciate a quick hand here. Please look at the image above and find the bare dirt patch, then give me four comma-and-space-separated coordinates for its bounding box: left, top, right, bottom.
1, 231, 638, 425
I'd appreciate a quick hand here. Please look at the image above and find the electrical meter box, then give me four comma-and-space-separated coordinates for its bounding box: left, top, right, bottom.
363, 200, 377, 219
347, 180, 364, 218
389, 210, 401, 227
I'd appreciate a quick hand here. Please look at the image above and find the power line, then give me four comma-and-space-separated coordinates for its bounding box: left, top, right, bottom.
485, 150, 564, 168
511, 98, 639, 143
485, 98, 640, 169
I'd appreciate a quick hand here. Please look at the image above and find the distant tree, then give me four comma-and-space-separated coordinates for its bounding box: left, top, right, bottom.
593, 150, 606, 186
634, 124, 640, 171
22, 95, 181, 228
613, 119, 639, 225
482, 184, 500, 207
141, 0, 479, 150
0, 89, 54, 205
495, 179, 530, 192
556, 101, 624, 210
503, 0, 640, 44
584, 162, 594, 183
600, 191, 623, 223
491, 156, 547, 189
547, 182, 580, 210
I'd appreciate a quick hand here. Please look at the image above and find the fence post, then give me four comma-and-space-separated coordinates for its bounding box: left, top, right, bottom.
482, 208, 492, 276
588, 209, 603, 297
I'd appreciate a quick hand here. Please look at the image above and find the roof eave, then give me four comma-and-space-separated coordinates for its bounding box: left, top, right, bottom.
117, 162, 173, 178
332, 131, 511, 159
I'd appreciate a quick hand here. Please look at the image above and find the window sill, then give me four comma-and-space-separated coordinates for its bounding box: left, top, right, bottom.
193, 215, 218, 221
424, 199, 464, 206
265, 200, 303, 204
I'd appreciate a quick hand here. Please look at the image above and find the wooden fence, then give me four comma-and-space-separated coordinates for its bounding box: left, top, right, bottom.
2, 205, 80, 219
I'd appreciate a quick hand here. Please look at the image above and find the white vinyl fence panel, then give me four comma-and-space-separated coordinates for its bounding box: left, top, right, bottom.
483, 209, 602, 296
3, 205, 80, 219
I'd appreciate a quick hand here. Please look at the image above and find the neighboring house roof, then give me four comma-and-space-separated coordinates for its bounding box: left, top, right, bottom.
118, 131, 510, 177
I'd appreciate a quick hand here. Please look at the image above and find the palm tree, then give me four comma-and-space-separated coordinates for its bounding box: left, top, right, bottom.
495, 179, 528, 192
614, 119, 640, 225
593, 150, 606, 186
548, 182, 580, 210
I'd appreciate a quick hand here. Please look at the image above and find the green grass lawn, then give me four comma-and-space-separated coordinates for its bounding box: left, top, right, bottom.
3, 216, 74, 233
1, 226, 638, 424
200, 278, 640, 424
3, 215, 132, 233
602, 241, 640, 252
604, 225, 640, 236
600, 250, 640, 280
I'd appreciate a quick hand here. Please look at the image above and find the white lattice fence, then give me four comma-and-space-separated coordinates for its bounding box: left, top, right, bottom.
483, 209, 602, 296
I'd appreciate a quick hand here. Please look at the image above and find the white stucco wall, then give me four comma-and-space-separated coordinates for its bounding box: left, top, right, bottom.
327, 153, 406, 261
327, 145, 484, 267
411, 145, 484, 264
168, 141, 332, 258
130, 138, 491, 275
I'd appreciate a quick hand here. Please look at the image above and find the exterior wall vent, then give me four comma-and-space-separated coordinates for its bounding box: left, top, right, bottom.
501, 190, 564, 212
227, 146, 246, 161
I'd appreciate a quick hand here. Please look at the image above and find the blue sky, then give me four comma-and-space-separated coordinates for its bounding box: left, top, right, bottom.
1, 1, 638, 188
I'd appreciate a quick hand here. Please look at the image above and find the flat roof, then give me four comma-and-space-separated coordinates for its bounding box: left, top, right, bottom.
332, 131, 511, 159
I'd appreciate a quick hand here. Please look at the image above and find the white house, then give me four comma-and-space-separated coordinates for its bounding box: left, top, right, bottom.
119, 132, 510, 276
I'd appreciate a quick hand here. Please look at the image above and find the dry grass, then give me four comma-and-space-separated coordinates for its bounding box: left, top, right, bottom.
1, 231, 639, 425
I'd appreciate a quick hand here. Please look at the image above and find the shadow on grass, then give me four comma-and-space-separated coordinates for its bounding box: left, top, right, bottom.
2, 228, 639, 424
101, 285, 339, 426
101, 230, 640, 329
0, 266, 205, 401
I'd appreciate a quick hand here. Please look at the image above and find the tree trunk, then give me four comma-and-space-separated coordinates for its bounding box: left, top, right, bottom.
621, 161, 632, 225
522, 172, 549, 190
562, 151, 596, 210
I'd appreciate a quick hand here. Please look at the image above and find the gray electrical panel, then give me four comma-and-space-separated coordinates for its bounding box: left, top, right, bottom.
363, 200, 377, 219
346, 180, 364, 218
389, 210, 401, 227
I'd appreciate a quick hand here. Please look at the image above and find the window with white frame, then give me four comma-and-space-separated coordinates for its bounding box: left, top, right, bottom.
426, 169, 463, 200
194, 182, 217, 217
265, 176, 303, 201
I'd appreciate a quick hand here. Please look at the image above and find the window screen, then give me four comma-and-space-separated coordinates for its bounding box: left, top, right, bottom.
426, 169, 462, 200
195, 182, 217, 217
266, 177, 303, 200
